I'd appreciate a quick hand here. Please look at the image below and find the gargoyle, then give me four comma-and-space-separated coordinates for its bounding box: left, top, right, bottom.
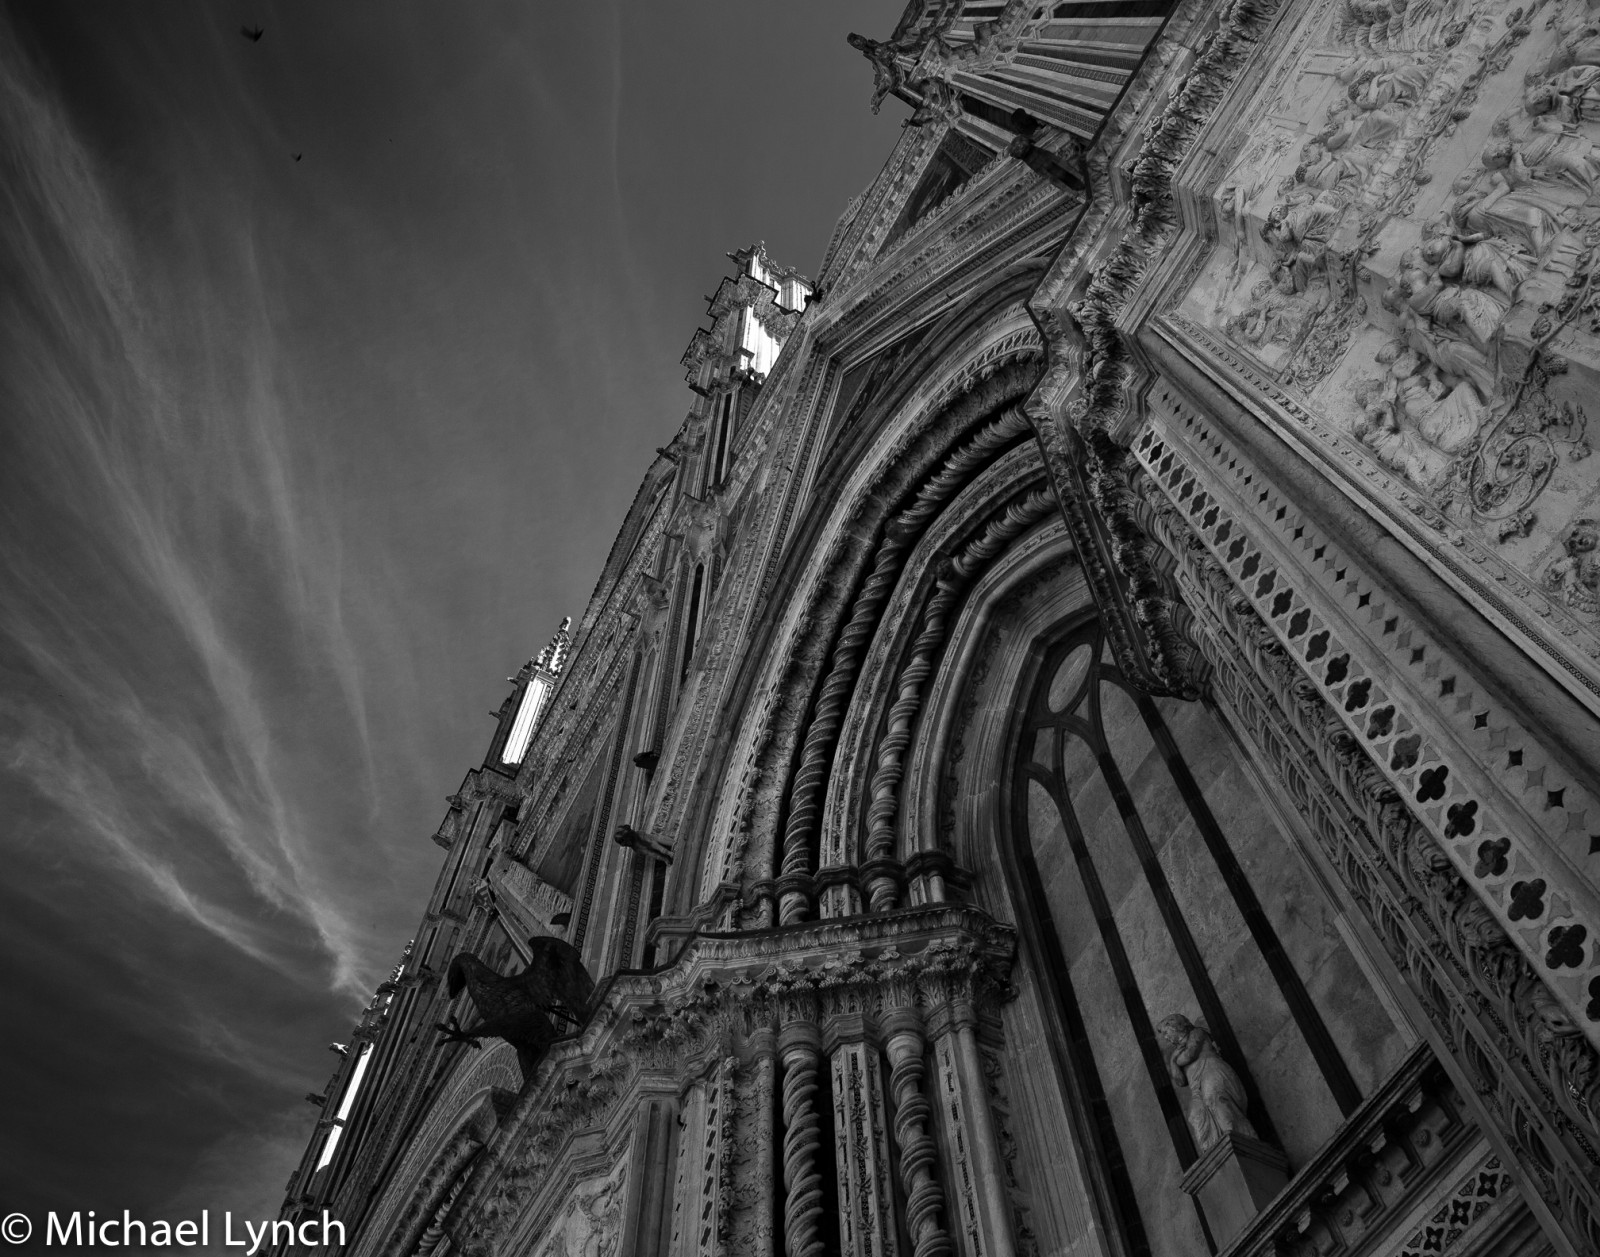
434, 936, 594, 1077
848, 32, 908, 113
613, 822, 673, 864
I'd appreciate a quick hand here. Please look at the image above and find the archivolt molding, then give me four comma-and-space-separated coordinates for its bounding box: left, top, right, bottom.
819, 439, 1049, 878
1133, 406, 1600, 1255
854, 484, 1061, 907
906, 519, 1083, 875
648, 346, 845, 880
773, 398, 1036, 922
705, 354, 1044, 912
698, 314, 1045, 909
353, 1042, 518, 1257
930, 547, 1093, 900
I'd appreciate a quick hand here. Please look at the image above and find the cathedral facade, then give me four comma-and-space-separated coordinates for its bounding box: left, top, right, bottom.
280, 2, 1600, 1255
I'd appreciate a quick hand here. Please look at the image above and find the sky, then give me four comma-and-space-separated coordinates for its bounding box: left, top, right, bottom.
0, 0, 908, 1237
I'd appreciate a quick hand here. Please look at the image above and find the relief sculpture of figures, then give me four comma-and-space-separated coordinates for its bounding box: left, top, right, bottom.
1157, 1014, 1257, 1153
1179, 0, 1600, 649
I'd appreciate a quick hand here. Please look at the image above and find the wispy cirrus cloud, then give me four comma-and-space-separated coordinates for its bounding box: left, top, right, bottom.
0, 14, 389, 1000
0, 0, 913, 1226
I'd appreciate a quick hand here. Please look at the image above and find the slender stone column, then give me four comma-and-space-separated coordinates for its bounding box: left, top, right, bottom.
779, 1021, 827, 1257
881, 1009, 953, 1257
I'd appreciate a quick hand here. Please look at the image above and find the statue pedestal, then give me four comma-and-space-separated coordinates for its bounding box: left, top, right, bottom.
1180, 1132, 1289, 1249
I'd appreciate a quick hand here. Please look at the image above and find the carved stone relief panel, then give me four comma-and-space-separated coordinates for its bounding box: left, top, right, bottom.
1170, 0, 1600, 685
529, 1157, 628, 1257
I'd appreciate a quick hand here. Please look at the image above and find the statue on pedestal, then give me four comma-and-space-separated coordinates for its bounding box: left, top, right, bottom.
1158, 1014, 1257, 1152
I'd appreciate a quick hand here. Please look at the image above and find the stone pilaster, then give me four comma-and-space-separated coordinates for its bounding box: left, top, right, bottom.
826, 1017, 899, 1257
726, 1033, 779, 1257
927, 996, 1016, 1257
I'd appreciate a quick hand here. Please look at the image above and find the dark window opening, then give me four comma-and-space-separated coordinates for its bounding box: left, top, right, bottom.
680, 564, 704, 687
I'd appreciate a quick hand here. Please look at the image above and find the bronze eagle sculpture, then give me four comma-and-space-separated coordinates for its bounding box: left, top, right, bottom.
434, 936, 594, 1077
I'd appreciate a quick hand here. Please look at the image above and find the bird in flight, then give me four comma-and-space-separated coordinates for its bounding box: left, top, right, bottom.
292, 153, 303, 161
241, 25, 264, 41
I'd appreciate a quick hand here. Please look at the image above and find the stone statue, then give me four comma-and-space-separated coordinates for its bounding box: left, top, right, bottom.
847, 33, 907, 114
1418, 227, 1530, 301
1484, 126, 1600, 195
1157, 1014, 1257, 1152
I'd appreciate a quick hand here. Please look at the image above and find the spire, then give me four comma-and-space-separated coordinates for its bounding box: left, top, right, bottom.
535, 616, 572, 675
500, 616, 570, 768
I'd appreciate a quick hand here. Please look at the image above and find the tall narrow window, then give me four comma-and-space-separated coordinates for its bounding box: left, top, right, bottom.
501, 675, 550, 765
440, 803, 481, 909
680, 564, 704, 687
1007, 620, 1389, 1257
713, 392, 733, 486
314, 1041, 374, 1171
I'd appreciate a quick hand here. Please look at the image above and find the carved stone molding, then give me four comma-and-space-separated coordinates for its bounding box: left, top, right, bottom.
1020, 0, 1268, 700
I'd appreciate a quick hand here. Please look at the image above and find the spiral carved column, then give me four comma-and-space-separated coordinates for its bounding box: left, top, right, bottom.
882, 1009, 952, 1257
779, 530, 910, 925
776, 407, 1033, 926
779, 1021, 827, 1257
863, 487, 1056, 913
863, 567, 960, 914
